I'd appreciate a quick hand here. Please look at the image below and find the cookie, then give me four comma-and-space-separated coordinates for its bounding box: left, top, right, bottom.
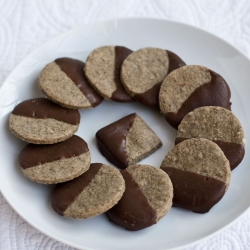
121, 47, 185, 108
96, 113, 162, 169
176, 106, 245, 170
84, 46, 134, 102
18, 135, 91, 184
9, 98, 80, 144
159, 65, 231, 128
39, 57, 103, 109
106, 164, 173, 231
51, 163, 125, 219
160, 138, 231, 213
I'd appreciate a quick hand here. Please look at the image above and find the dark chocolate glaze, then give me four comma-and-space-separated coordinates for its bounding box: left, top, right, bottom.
55, 57, 103, 107
161, 167, 226, 213
12, 98, 80, 125
19, 135, 89, 169
135, 50, 186, 109
112, 46, 134, 102
96, 113, 136, 169
175, 137, 245, 170
51, 163, 103, 216
106, 169, 157, 231
165, 70, 232, 129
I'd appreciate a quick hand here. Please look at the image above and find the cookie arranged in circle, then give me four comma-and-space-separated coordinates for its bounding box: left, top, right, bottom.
159, 65, 231, 128
51, 163, 125, 219
160, 138, 231, 213
84, 46, 134, 102
9, 98, 80, 144
176, 106, 245, 170
18, 135, 91, 184
96, 113, 162, 169
39, 57, 103, 109
106, 164, 173, 231
121, 47, 185, 108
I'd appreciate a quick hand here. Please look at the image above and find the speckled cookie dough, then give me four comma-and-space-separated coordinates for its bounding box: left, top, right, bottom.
84, 46, 134, 102
96, 113, 162, 169
159, 65, 231, 128
9, 98, 80, 144
121, 47, 185, 108
107, 164, 173, 231
51, 163, 125, 219
18, 135, 91, 184
176, 106, 245, 170
161, 138, 231, 213
39, 57, 103, 109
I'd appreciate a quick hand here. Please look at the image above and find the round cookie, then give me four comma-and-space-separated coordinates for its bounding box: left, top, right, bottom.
176, 106, 245, 170
51, 163, 125, 219
107, 164, 173, 231
121, 47, 185, 108
160, 138, 231, 213
39, 57, 103, 109
159, 65, 231, 128
84, 46, 134, 102
18, 135, 91, 184
9, 98, 80, 144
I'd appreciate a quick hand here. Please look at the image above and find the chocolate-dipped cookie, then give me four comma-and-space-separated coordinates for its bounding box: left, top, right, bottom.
51, 163, 125, 219
84, 46, 134, 102
176, 106, 245, 170
160, 138, 231, 213
96, 113, 162, 169
159, 65, 231, 128
107, 164, 173, 231
9, 98, 80, 144
39, 57, 103, 109
121, 47, 185, 108
18, 136, 91, 184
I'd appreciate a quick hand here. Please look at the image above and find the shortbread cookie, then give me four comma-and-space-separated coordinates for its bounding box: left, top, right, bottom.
9, 98, 80, 144
121, 47, 185, 108
159, 65, 231, 128
161, 138, 231, 213
176, 106, 245, 170
107, 164, 173, 231
96, 113, 162, 169
18, 135, 91, 184
39, 57, 103, 109
84, 46, 134, 102
51, 163, 125, 219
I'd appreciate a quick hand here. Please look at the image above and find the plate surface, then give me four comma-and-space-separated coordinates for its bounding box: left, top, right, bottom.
0, 18, 250, 250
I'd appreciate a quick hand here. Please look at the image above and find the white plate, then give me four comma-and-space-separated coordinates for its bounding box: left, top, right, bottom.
0, 18, 250, 250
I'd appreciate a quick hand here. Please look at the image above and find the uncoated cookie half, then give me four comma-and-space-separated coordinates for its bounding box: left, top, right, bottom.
159, 65, 231, 128
84, 46, 134, 102
18, 135, 91, 184
106, 164, 173, 231
9, 98, 80, 144
95, 113, 162, 169
160, 138, 231, 213
121, 47, 185, 108
51, 163, 125, 219
176, 106, 245, 170
39, 57, 103, 109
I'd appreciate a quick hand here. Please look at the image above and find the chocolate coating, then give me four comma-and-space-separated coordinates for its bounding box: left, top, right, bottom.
166, 50, 186, 74
175, 137, 245, 170
96, 113, 136, 169
161, 167, 226, 213
12, 98, 80, 125
106, 169, 157, 231
112, 46, 134, 102
55, 58, 103, 107
19, 135, 89, 169
165, 70, 231, 129
51, 163, 102, 216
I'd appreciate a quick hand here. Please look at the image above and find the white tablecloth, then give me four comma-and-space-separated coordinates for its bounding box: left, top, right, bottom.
1, 1, 250, 249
